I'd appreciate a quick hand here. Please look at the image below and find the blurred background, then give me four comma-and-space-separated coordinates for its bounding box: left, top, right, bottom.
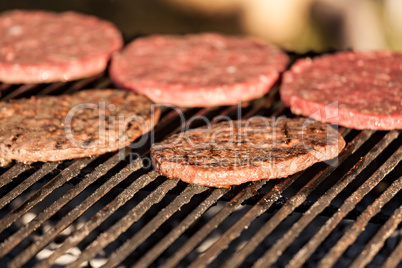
1, 0, 401, 52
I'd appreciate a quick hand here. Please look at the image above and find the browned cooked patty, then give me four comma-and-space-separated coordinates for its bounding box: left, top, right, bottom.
151, 118, 345, 187
0, 10, 123, 84
0, 89, 159, 166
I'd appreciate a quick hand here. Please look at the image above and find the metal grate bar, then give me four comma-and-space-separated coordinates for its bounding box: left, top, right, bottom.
67, 177, 179, 268
177, 107, 220, 130
244, 130, 398, 268
66, 74, 110, 94
215, 105, 241, 121
26, 99, 204, 268
221, 130, 372, 268
0, 83, 12, 92
161, 180, 267, 268
36, 168, 157, 268
1, 84, 38, 101
39, 73, 107, 96
0, 162, 59, 210
104, 184, 208, 268
156, 107, 188, 129
319, 175, 402, 267
133, 188, 230, 268
152, 107, 191, 143
246, 102, 285, 120
0, 76, 104, 190
0, 163, 30, 188
91, 76, 112, 89
0, 74, 106, 103
351, 203, 402, 268
243, 86, 280, 118
0, 158, 93, 237
0, 71, 400, 268
381, 238, 402, 268
36, 82, 69, 96
245, 100, 285, 121
5, 154, 140, 268
287, 145, 402, 268
192, 174, 300, 268
158, 89, 290, 268
319, 173, 402, 267
164, 130, 352, 268
152, 107, 213, 146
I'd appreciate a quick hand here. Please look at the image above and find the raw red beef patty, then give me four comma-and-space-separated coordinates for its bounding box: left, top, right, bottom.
110, 33, 288, 107
0, 10, 123, 84
280, 51, 402, 130
151, 118, 345, 187
0, 89, 159, 166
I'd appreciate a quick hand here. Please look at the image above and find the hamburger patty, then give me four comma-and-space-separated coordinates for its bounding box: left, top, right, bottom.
280, 51, 402, 130
151, 118, 345, 187
0, 89, 159, 166
110, 33, 288, 107
0, 10, 123, 84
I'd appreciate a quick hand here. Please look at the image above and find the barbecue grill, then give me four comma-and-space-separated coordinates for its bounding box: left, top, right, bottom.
0, 49, 401, 268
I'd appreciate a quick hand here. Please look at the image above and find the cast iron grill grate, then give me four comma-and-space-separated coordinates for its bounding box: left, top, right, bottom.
0, 60, 400, 268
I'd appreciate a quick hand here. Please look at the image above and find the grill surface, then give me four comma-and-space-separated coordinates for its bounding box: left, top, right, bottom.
0, 56, 401, 268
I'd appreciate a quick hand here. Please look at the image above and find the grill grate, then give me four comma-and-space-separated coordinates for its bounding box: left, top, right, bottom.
0, 66, 401, 268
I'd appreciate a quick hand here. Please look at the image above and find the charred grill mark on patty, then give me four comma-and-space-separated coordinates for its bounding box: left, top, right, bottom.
152, 118, 343, 169
151, 117, 345, 186
282, 122, 291, 144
